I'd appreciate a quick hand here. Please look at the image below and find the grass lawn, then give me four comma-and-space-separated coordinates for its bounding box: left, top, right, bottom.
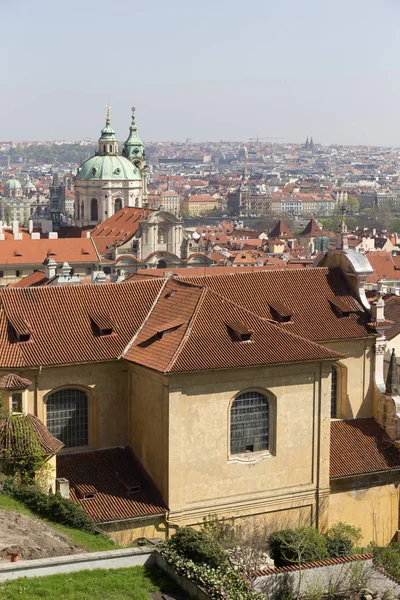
0, 566, 180, 600
0, 494, 116, 552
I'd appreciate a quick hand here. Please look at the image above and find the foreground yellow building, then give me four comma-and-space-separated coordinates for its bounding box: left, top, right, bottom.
1, 224, 400, 545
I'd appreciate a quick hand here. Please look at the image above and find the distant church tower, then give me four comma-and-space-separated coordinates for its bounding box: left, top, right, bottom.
74, 106, 145, 227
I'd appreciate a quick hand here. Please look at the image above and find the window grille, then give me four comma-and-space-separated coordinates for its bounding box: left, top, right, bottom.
230, 391, 269, 455
47, 389, 88, 448
331, 367, 338, 418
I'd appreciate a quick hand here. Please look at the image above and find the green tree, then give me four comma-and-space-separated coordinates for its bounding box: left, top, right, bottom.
346, 195, 360, 214
3, 204, 12, 225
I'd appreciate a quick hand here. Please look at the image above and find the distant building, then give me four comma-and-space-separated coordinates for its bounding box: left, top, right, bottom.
182, 194, 220, 217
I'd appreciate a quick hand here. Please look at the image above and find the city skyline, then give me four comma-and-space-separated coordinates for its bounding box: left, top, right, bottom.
2, 0, 400, 145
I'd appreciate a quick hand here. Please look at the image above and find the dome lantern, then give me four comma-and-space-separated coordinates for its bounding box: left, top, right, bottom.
98, 104, 118, 156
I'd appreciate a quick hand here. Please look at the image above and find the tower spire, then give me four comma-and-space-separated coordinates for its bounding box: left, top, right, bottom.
98, 105, 117, 156
122, 106, 145, 161
336, 204, 349, 250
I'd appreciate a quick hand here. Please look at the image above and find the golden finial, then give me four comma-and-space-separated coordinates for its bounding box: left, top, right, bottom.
106, 104, 111, 122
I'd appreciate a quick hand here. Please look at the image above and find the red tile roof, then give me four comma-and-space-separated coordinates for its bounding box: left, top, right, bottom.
0, 414, 63, 457
174, 268, 372, 342
0, 238, 99, 266
299, 219, 323, 237
0, 279, 165, 367
366, 251, 400, 282
8, 271, 48, 288
268, 219, 294, 239
0, 373, 32, 390
90, 207, 154, 256
127, 279, 343, 373
330, 418, 400, 478
57, 446, 167, 523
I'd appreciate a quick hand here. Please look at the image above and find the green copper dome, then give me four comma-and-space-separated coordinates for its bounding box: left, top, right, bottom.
5, 176, 22, 191
76, 155, 141, 181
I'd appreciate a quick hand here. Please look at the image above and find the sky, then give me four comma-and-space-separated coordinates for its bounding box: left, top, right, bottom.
2, 0, 400, 145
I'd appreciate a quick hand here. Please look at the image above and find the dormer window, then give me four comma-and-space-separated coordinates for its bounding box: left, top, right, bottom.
329, 298, 355, 318
8, 315, 32, 343
268, 301, 293, 323
76, 484, 96, 500
226, 321, 254, 343
122, 481, 141, 495
89, 313, 114, 336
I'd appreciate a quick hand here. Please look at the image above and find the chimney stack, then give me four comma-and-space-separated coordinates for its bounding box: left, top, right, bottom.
56, 478, 70, 499
43, 257, 57, 280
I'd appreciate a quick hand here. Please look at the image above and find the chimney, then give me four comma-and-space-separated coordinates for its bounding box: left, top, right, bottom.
31, 232, 40, 240
56, 478, 70, 499
12, 220, 18, 236
86, 231, 91, 238
28, 219, 33, 234
48, 232, 58, 239
371, 284, 385, 322
43, 257, 57, 280
386, 349, 399, 395
61, 261, 72, 279
93, 270, 107, 284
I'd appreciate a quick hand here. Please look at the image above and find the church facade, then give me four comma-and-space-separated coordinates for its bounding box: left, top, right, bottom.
74, 107, 147, 227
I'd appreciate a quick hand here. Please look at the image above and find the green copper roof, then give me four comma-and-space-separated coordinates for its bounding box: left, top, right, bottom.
122, 106, 144, 160
5, 176, 22, 190
99, 105, 117, 142
76, 155, 141, 181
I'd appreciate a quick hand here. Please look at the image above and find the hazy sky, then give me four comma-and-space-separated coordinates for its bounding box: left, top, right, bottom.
2, 0, 400, 145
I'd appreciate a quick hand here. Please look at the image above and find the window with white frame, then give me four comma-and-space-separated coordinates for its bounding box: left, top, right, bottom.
230, 391, 269, 455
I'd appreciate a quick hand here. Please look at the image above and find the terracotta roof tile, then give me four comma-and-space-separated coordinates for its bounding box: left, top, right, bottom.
268, 220, 294, 239
0, 374, 32, 390
8, 271, 48, 288
330, 418, 400, 478
0, 279, 165, 367
175, 268, 371, 342
127, 279, 343, 373
0, 238, 99, 266
0, 414, 63, 457
57, 446, 167, 523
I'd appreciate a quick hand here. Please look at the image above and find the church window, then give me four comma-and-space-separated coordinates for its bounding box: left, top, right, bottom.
103, 145, 106, 153
114, 198, 122, 213
230, 391, 269, 455
47, 388, 88, 448
331, 366, 338, 418
90, 198, 98, 221
81, 202, 84, 219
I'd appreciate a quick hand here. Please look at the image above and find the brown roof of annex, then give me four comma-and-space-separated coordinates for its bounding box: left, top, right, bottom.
57, 446, 167, 523
0, 238, 99, 266
330, 418, 400, 478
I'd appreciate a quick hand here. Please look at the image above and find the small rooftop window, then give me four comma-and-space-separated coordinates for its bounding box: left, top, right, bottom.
8, 315, 32, 343
226, 321, 254, 343
329, 298, 355, 318
90, 313, 114, 336
76, 484, 97, 500
268, 301, 293, 323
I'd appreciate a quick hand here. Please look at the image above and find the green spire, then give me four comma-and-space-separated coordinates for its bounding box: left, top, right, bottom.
99, 104, 117, 142
122, 106, 145, 161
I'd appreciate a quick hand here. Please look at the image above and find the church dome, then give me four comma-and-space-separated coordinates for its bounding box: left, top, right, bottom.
5, 175, 22, 191
76, 155, 141, 181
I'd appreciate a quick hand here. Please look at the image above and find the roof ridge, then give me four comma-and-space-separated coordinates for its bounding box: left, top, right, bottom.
165, 286, 208, 373
121, 278, 169, 359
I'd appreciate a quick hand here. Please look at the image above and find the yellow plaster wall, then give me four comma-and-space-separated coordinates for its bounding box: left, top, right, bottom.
163, 362, 332, 527
330, 484, 399, 546
101, 516, 167, 545
323, 339, 375, 418
129, 365, 169, 501
6, 361, 130, 450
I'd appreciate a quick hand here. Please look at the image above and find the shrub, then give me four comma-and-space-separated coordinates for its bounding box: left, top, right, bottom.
373, 542, 400, 580
167, 527, 228, 569
324, 522, 362, 558
9, 485, 94, 532
268, 526, 328, 567
160, 545, 264, 600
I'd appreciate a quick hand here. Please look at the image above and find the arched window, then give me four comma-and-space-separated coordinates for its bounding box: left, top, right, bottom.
331, 366, 338, 418
114, 198, 122, 213
47, 388, 88, 448
230, 391, 269, 455
157, 259, 167, 269
90, 198, 98, 221
81, 202, 84, 219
